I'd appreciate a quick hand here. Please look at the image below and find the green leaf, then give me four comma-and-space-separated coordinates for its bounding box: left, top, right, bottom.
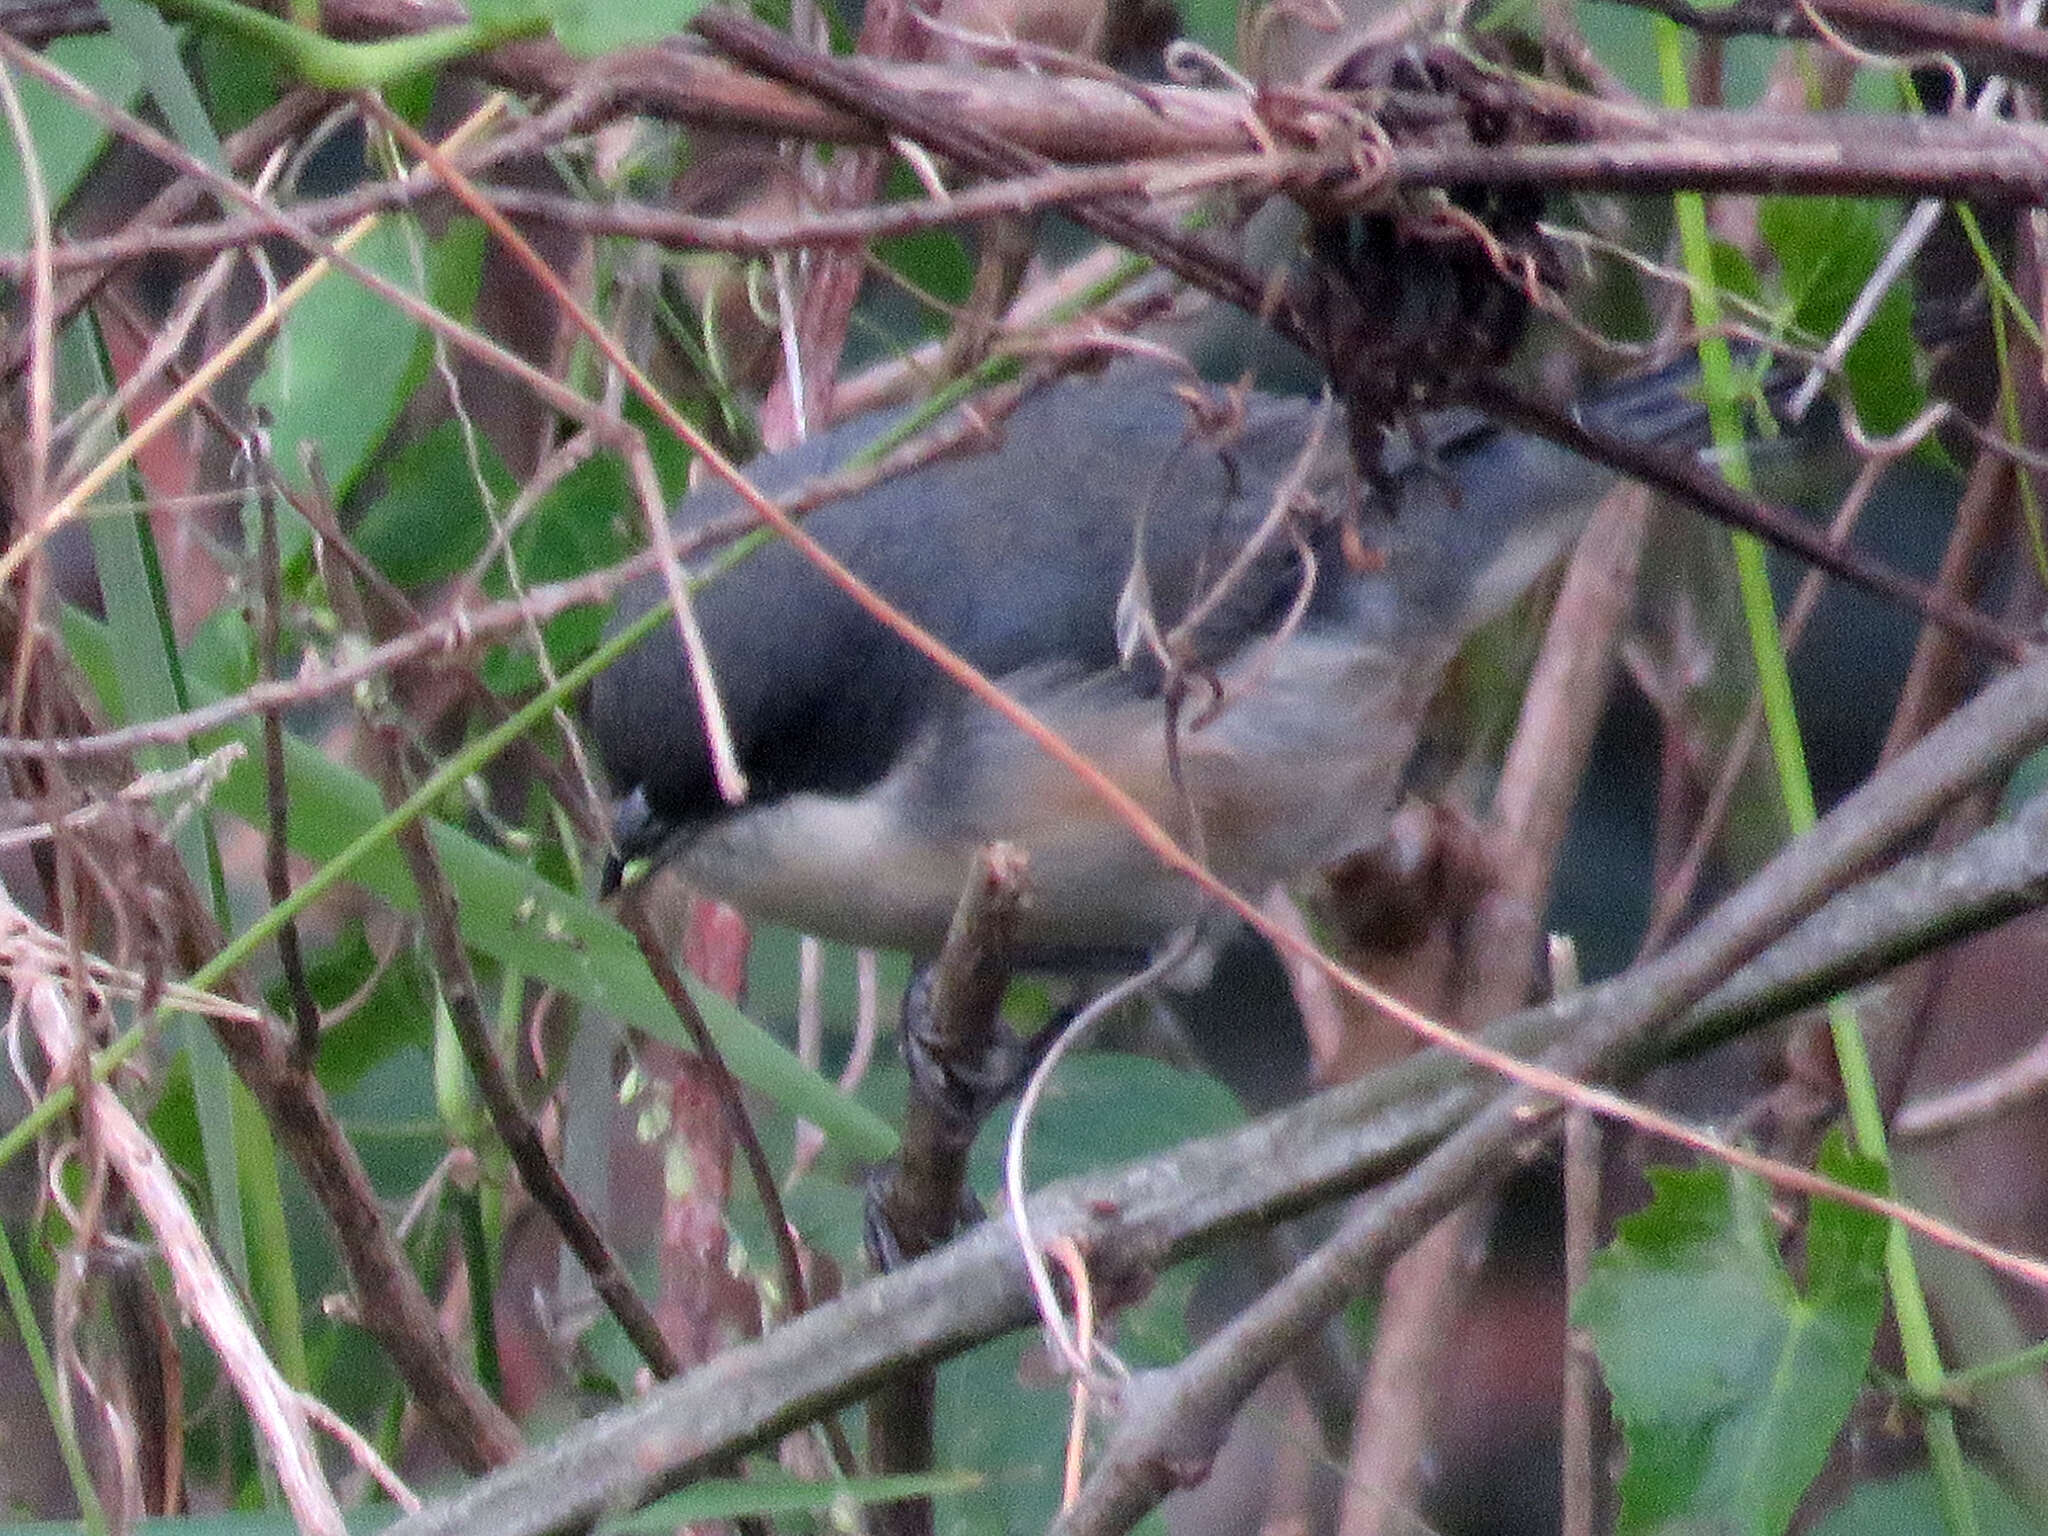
101, 0, 227, 171
247, 216, 432, 504
478, 454, 634, 692
464, 0, 556, 37
1177, 0, 1239, 62
933, 1327, 1153, 1536
872, 162, 979, 312
912, 1054, 1233, 1534
353, 421, 514, 587
424, 214, 490, 327
289, 920, 436, 1095
195, 26, 282, 133
537, 0, 713, 58
0, 36, 144, 256
202, 722, 895, 1157
149, 0, 544, 89
1810, 1466, 2032, 1536
975, 1052, 1245, 1186
1580, 2, 1777, 108
1574, 1132, 1889, 1536
1707, 238, 1763, 310
938, 1258, 1193, 1536
1759, 197, 1922, 438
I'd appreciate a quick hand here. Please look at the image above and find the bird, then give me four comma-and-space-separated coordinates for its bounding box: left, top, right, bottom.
589, 358, 1728, 968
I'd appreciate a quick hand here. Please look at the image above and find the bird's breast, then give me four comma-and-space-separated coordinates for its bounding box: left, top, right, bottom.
670, 630, 1436, 960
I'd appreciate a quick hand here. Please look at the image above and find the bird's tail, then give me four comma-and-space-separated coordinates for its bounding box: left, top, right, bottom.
1363, 350, 1789, 657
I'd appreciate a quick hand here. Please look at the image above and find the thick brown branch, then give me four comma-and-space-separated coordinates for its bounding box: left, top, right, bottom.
1611, 0, 2048, 96
1055, 626, 2048, 1536
16, 0, 2048, 202
1388, 123, 2048, 201
384, 755, 2048, 1536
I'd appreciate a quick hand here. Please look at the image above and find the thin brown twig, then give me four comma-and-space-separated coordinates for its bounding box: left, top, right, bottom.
369, 725, 683, 1380
1896, 1024, 2048, 1139
1607, 0, 2048, 91
0, 0, 109, 45
0, 150, 1303, 285
187, 944, 526, 1468
0, 44, 56, 727
0, 851, 256, 1023
523, 144, 1291, 251
758, 0, 919, 445
0, 531, 654, 752
296, 1393, 420, 1512
1560, 1104, 1600, 1536
56, 214, 264, 513
1338, 1204, 1483, 1536
1050, 1234, 1096, 1514
0, 382, 1043, 765
1878, 447, 2018, 766
249, 427, 325, 1062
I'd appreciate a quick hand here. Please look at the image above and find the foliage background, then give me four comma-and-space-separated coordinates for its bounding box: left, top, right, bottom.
5, 0, 2048, 1531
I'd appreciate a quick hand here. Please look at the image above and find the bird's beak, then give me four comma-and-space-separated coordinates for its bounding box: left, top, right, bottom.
601, 786, 659, 898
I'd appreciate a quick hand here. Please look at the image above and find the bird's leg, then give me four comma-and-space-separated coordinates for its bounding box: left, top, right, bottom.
900, 960, 1062, 1131
865, 844, 1031, 1271
864, 849, 1031, 1524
